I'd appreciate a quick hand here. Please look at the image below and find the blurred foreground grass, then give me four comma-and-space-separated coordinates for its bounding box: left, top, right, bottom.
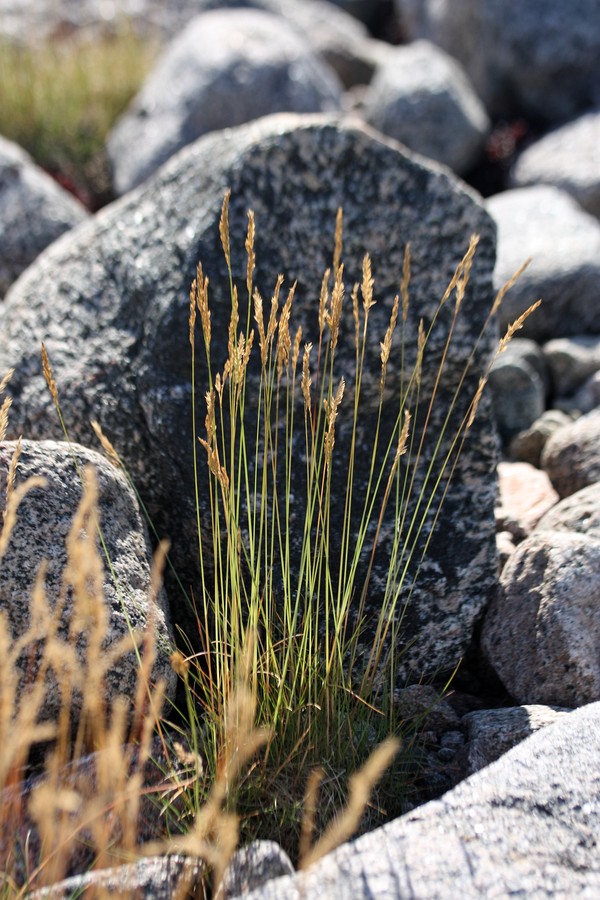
0, 29, 159, 209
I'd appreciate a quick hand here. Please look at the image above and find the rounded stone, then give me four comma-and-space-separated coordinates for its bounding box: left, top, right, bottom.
107, 9, 344, 194
363, 40, 489, 174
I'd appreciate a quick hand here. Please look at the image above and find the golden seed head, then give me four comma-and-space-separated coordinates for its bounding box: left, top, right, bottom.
245, 209, 255, 298
318, 268, 330, 335
301, 343, 313, 411
0, 368, 13, 397
292, 325, 303, 374
466, 375, 487, 429
380, 293, 400, 388
361, 254, 375, 312
323, 378, 345, 464
0, 396, 11, 443
219, 189, 231, 269
41, 343, 59, 407
90, 420, 122, 469
491, 258, 532, 316
170, 650, 190, 680
498, 299, 542, 353
327, 265, 344, 350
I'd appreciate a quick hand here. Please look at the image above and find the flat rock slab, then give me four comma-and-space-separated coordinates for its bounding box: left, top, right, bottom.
235, 701, 600, 898
0, 114, 498, 682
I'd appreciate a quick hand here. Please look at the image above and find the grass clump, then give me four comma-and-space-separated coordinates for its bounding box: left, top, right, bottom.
173, 193, 539, 859
0, 28, 158, 209
0, 196, 537, 894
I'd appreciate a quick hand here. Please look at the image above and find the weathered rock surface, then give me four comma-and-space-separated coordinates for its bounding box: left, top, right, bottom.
0, 135, 88, 297
233, 701, 600, 898
487, 186, 600, 342
107, 9, 343, 193
571, 371, 600, 415
481, 530, 600, 707
488, 340, 547, 443
0, 439, 176, 720
0, 114, 498, 683
29, 856, 204, 899
543, 335, 600, 398
393, 0, 600, 122
535, 481, 600, 539
511, 109, 600, 219
363, 40, 489, 174
541, 408, 600, 498
495, 461, 558, 541
221, 841, 295, 898
461, 704, 571, 775
509, 409, 575, 468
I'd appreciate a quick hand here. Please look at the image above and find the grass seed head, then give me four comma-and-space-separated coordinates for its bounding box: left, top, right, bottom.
219, 189, 231, 270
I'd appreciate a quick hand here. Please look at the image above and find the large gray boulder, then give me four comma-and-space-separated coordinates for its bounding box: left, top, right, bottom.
487, 186, 600, 342
0, 114, 498, 683
0, 135, 88, 297
107, 9, 343, 194
541, 409, 600, 498
0, 440, 176, 722
364, 40, 489, 175
393, 0, 600, 123
511, 109, 600, 219
233, 701, 600, 898
481, 529, 600, 707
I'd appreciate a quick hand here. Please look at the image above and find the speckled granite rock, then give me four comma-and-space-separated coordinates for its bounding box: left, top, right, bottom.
0, 135, 88, 297
461, 704, 571, 775
481, 530, 600, 706
29, 856, 204, 899
541, 408, 600, 497
0, 439, 176, 721
0, 114, 498, 683
535, 481, 600, 539
231, 702, 600, 898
